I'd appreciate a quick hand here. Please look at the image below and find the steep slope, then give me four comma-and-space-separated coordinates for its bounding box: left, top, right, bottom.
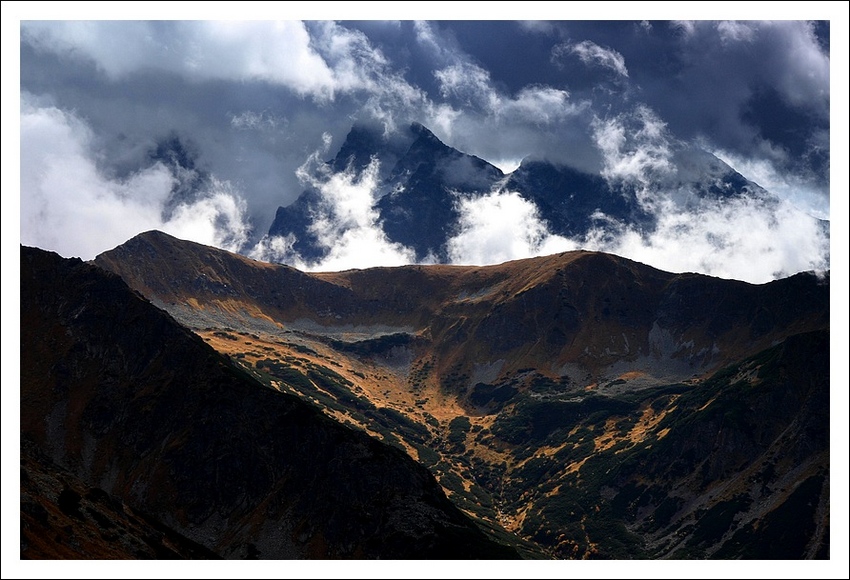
374, 122, 504, 261
91, 231, 830, 559
21, 440, 220, 560
20, 245, 519, 559
502, 157, 650, 238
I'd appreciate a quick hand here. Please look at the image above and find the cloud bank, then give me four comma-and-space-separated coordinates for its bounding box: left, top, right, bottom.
554, 40, 629, 78
20, 94, 252, 260
15, 17, 838, 284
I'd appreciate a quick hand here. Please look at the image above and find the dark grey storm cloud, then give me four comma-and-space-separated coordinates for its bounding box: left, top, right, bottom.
15, 16, 836, 282
428, 20, 831, 204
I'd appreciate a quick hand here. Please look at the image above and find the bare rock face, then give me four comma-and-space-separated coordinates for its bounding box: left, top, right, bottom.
20, 245, 519, 559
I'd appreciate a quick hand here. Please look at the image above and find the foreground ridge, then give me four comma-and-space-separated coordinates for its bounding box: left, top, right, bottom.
21, 244, 520, 559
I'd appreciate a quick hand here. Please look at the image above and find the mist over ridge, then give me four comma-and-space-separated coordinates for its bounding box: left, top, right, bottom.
19, 19, 832, 283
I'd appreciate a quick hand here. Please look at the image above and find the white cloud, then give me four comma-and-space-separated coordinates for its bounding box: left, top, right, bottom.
516, 21, 558, 35
20, 21, 394, 102
164, 179, 250, 253
21, 98, 169, 259
20, 95, 252, 259
716, 21, 756, 45
441, 175, 829, 283
360, 75, 432, 136
421, 21, 579, 131
760, 21, 830, 110
413, 20, 453, 63
711, 147, 829, 220
446, 190, 576, 265
250, 151, 415, 271
592, 105, 674, 201
22, 21, 167, 79
668, 21, 829, 114
585, 196, 829, 284
307, 20, 392, 96
230, 110, 288, 132
443, 181, 828, 282
428, 57, 588, 168
184, 21, 337, 97
581, 102, 829, 283
582, 102, 830, 283
434, 62, 499, 111
433, 61, 579, 126
501, 86, 578, 124
554, 40, 629, 78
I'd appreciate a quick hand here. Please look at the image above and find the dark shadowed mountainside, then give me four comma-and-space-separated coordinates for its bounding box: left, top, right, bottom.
20, 245, 519, 559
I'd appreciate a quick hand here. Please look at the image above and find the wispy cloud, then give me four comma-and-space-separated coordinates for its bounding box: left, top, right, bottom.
584, 196, 829, 284
711, 146, 829, 219
434, 62, 499, 111
433, 61, 580, 125
592, 104, 674, 210
428, 54, 592, 172
443, 163, 828, 283
582, 103, 829, 283
716, 21, 756, 45
230, 110, 288, 133
553, 40, 629, 78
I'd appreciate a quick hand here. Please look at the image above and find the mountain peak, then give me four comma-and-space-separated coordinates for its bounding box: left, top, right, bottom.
408, 121, 443, 144
330, 122, 394, 174
269, 120, 795, 271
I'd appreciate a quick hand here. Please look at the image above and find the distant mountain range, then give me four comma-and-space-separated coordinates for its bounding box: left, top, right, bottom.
268, 122, 776, 263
